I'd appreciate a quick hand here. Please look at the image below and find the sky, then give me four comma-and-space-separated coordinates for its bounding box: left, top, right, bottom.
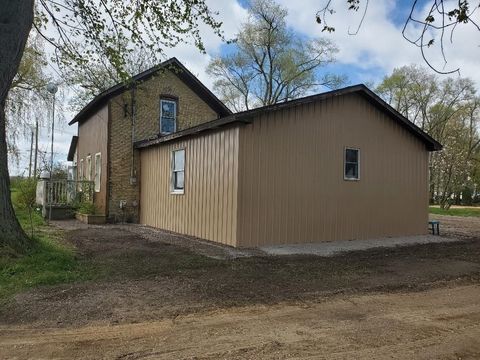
8, 0, 480, 175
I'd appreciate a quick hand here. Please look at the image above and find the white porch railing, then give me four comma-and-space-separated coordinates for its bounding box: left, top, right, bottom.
36, 179, 94, 206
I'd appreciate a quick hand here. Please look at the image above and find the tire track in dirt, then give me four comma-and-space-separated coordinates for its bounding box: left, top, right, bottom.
1, 285, 480, 359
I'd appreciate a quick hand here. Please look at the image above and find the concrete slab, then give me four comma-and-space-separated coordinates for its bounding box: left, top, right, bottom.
260, 235, 461, 257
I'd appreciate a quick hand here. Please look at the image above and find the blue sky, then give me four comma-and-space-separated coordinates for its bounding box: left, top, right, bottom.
8, 0, 480, 175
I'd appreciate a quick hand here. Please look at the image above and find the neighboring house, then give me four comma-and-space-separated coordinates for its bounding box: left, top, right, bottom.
69, 58, 442, 247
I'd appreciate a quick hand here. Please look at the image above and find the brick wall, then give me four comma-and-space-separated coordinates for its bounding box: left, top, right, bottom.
107, 69, 221, 222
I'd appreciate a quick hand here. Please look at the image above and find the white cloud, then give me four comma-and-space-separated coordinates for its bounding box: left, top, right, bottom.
164, 0, 248, 87
277, 0, 480, 85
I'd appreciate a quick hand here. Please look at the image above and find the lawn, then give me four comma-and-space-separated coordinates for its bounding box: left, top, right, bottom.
0, 184, 92, 300
429, 206, 480, 217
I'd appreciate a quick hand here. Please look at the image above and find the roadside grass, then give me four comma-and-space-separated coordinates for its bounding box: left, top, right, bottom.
429, 206, 480, 217
0, 186, 93, 300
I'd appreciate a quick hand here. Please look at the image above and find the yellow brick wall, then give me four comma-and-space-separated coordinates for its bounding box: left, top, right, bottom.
107, 69, 221, 222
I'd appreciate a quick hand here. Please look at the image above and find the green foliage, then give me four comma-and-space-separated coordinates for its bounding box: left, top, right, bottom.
429, 206, 480, 217
35, 0, 223, 87
0, 231, 92, 300
1, 184, 92, 300
376, 65, 480, 208
77, 202, 96, 215
6, 33, 50, 160
15, 178, 38, 237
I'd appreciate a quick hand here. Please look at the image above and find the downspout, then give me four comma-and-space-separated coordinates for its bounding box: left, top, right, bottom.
130, 84, 137, 185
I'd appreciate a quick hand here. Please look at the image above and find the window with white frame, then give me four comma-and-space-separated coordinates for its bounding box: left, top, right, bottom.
79, 159, 84, 180
171, 149, 185, 193
94, 153, 101, 192
86, 155, 92, 181
160, 99, 177, 134
344, 148, 360, 180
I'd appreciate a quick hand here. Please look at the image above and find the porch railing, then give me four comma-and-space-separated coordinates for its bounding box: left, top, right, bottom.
36, 179, 94, 206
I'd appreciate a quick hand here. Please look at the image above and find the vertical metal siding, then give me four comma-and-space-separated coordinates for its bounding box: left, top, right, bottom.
236, 93, 429, 247
140, 126, 240, 246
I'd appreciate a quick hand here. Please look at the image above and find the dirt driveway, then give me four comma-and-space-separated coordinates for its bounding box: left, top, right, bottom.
2, 285, 480, 359
1, 215, 480, 359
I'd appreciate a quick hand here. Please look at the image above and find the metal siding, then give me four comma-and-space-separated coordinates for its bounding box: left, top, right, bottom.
77, 105, 109, 214
140, 127, 239, 246
236, 93, 429, 247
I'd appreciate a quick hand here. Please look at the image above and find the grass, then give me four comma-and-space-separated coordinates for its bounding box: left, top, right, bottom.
429, 206, 480, 217
0, 185, 92, 300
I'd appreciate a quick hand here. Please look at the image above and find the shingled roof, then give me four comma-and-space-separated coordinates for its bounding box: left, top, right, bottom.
68, 57, 232, 126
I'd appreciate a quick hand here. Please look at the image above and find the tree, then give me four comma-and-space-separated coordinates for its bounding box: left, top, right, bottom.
64, 45, 157, 112
0, 0, 222, 251
316, 1, 480, 74
6, 32, 50, 170
376, 65, 480, 209
207, 0, 344, 111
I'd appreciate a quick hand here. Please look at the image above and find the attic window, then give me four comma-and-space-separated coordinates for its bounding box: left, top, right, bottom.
344, 148, 360, 180
160, 99, 177, 134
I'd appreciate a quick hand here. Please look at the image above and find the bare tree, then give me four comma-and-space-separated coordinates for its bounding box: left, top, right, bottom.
316, 1, 480, 74
208, 0, 345, 111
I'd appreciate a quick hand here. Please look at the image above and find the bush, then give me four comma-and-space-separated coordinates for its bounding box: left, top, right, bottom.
15, 178, 38, 237
77, 201, 96, 215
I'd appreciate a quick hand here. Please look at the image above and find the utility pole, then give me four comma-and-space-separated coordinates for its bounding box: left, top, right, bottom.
33, 118, 39, 178
28, 129, 34, 178
46, 82, 58, 223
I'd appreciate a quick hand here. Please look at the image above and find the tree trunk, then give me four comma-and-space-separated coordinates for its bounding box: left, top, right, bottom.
0, 0, 35, 251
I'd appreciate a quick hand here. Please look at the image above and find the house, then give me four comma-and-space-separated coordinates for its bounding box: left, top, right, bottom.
68, 58, 442, 247
68, 58, 231, 222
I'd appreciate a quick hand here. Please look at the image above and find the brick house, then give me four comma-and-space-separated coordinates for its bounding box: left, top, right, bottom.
69, 58, 441, 247
67, 58, 231, 223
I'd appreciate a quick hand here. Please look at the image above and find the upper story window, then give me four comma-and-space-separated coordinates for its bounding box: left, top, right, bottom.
171, 149, 185, 194
160, 98, 177, 135
344, 148, 360, 180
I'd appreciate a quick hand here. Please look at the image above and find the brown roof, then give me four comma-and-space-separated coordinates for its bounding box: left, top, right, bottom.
135, 84, 442, 151
68, 58, 231, 125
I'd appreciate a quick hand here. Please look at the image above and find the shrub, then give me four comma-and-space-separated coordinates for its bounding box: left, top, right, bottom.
77, 201, 96, 215
15, 178, 38, 237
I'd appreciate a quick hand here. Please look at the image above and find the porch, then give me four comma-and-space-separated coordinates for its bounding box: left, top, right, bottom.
36, 178, 95, 220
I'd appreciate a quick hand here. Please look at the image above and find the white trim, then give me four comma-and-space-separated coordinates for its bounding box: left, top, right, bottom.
79, 158, 84, 180
160, 99, 177, 135
170, 148, 185, 195
94, 152, 101, 192
344, 147, 360, 181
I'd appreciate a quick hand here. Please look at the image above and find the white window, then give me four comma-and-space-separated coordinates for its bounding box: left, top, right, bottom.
94, 153, 101, 192
86, 155, 92, 181
160, 99, 177, 134
344, 148, 360, 180
171, 149, 185, 194
79, 159, 84, 180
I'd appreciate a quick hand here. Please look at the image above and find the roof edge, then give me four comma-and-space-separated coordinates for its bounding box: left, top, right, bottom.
69, 57, 231, 126
67, 135, 78, 161
136, 84, 442, 152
